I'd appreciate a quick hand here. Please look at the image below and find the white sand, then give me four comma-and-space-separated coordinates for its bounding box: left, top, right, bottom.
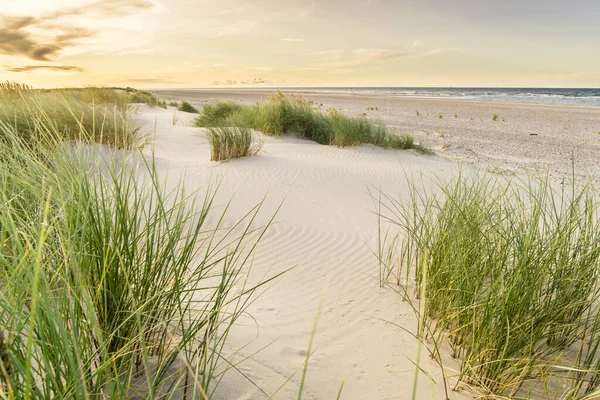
132, 105, 471, 399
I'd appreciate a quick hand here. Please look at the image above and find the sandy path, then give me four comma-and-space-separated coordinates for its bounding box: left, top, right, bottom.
152, 89, 600, 184
132, 105, 469, 399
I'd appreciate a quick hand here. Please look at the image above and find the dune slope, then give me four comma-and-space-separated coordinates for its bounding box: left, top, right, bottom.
134, 105, 468, 400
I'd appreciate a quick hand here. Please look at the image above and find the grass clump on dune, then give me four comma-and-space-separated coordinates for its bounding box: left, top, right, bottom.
0, 84, 142, 148
195, 92, 429, 152
377, 173, 600, 399
178, 100, 200, 114
195, 102, 243, 126
42, 86, 167, 109
206, 126, 263, 161
0, 89, 280, 398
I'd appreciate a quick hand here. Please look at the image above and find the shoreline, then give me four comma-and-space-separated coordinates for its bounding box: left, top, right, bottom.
151, 88, 600, 109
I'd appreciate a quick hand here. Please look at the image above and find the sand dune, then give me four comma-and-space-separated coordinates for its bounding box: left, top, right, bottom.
153, 89, 600, 185
132, 105, 469, 399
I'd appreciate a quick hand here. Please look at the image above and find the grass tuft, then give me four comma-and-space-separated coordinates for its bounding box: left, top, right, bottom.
206, 126, 263, 161
377, 173, 600, 398
493, 114, 499, 121
178, 100, 199, 114
196, 102, 243, 126
0, 81, 33, 91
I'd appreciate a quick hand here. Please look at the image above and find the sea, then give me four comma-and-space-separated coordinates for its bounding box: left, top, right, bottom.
289, 87, 600, 106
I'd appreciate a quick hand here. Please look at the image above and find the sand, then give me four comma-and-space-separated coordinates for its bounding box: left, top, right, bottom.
132, 104, 471, 400
132, 90, 599, 399
152, 89, 600, 184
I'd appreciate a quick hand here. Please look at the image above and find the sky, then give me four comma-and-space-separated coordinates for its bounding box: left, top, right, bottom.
1, 0, 599, 88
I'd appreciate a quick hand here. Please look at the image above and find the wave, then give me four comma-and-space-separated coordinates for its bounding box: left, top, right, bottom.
292, 87, 600, 105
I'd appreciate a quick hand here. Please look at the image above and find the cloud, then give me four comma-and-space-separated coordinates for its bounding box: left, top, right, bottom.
410, 40, 424, 49
211, 77, 280, 85
312, 49, 344, 57
0, 15, 92, 61
0, 0, 155, 62
241, 77, 267, 84
124, 76, 181, 84
48, 0, 155, 19
217, 5, 250, 16
281, 38, 304, 42
247, 66, 275, 72
313, 47, 448, 68
211, 79, 238, 85
201, 20, 258, 38
3, 64, 84, 72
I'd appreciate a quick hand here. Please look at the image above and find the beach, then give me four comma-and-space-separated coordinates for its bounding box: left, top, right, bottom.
129, 103, 463, 399
5, 0, 600, 398
2, 85, 599, 399
153, 89, 600, 184
134, 91, 600, 399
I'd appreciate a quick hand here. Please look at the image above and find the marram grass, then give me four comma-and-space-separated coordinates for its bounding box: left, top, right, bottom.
206, 127, 263, 161
195, 92, 430, 153
376, 172, 600, 399
0, 87, 283, 399
178, 100, 199, 114
0, 85, 169, 148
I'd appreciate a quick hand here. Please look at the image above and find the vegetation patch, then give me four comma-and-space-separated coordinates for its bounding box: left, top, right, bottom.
195, 102, 243, 126
178, 100, 200, 114
195, 93, 429, 153
0, 83, 279, 399
377, 173, 600, 399
0, 84, 159, 148
206, 127, 263, 161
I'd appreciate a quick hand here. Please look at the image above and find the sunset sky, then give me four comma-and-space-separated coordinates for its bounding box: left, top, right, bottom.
1, 0, 599, 88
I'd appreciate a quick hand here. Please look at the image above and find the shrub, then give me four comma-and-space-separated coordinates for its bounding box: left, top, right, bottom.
206, 127, 262, 161
178, 100, 199, 114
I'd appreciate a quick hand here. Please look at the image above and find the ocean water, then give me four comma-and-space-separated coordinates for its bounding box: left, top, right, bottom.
292, 87, 600, 106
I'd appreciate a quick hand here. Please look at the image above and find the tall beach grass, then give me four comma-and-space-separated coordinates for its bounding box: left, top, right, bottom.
178, 101, 199, 114
206, 127, 263, 161
377, 172, 600, 399
0, 85, 168, 148
0, 86, 282, 399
